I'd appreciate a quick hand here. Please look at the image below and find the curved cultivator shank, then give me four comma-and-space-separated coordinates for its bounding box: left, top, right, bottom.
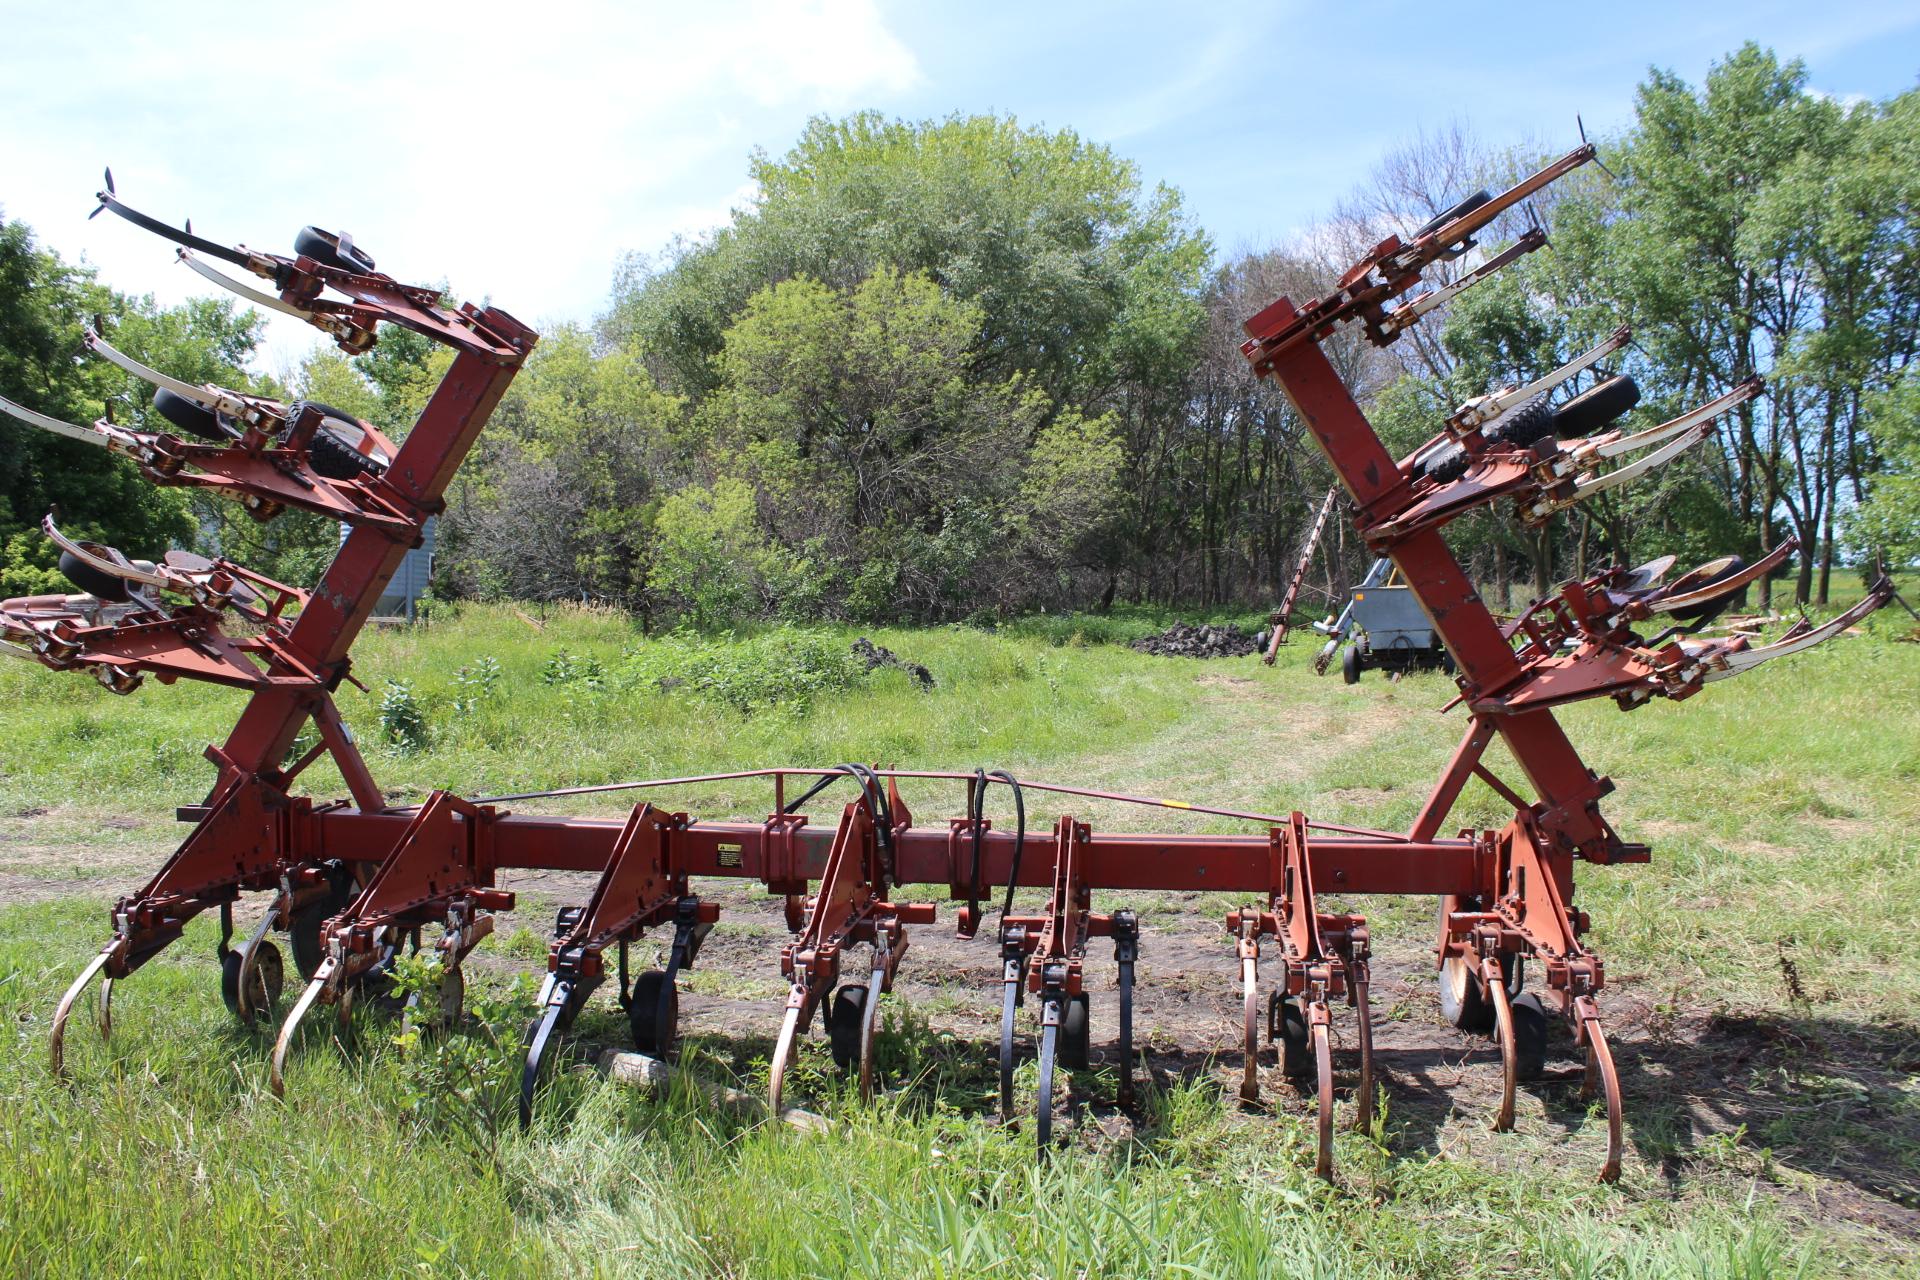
10, 150, 1889, 1184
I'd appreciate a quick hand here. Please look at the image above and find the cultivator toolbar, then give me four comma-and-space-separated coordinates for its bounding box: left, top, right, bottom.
8, 149, 1891, 1183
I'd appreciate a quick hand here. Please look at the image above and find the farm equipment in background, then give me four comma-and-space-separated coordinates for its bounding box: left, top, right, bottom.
5, 147, 1893, 1185
1261, 487, 1337, 663
1312, 559, 1454, 683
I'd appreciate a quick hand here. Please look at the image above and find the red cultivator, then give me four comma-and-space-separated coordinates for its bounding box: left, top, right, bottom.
7, 150, 1891, 1183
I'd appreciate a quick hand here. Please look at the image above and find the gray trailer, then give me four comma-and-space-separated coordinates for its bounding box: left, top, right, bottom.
1313, 559, 1452, 683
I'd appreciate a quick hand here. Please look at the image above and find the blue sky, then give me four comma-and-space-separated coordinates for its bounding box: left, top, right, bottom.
2, 0, 1915, 377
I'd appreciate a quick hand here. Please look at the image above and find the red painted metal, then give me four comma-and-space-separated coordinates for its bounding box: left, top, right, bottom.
20, 153, 1892, 1183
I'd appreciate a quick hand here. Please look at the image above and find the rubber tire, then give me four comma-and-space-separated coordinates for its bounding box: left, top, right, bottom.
1438, 951, 1521, 1034
1420, 440, 1468, 484
294, 226, 374, 273
220, 941, 285, 1017
628, 970, 676, 1054
1342, 644, 1362, 685
1058, 993, 1091, 1071
1414, 189, 1492, 239
57, 549, 130, 602
1510, 992, 1549, 1081
1485, 396, 1557, 450
289, 401, 387, 481
1552, 374, 1640, 438
290, 879, 354, 980
152, 387, 224, 441
827, 984, 867, 1070
1664, 554, 1746, 625
1437, 953, 1491, 1031
1275, 997, 1313, 1079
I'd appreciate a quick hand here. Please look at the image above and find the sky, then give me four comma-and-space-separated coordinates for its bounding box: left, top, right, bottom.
2, 0, 1916, 379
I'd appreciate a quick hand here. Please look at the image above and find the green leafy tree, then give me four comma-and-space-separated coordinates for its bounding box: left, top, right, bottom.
611, 112, 1209, 412
0, 214, 266, 596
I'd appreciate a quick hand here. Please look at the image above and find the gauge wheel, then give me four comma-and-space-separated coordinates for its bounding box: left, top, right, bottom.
152, 387, 225, 441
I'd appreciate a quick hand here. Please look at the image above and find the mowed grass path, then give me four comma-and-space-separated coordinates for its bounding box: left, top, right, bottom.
1, 601, 1916, 1278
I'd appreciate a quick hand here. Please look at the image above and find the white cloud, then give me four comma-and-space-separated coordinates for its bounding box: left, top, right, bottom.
0, 0, 921, 374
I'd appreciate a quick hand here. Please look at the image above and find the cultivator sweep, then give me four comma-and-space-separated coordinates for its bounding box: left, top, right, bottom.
7, 150, 1892, 1183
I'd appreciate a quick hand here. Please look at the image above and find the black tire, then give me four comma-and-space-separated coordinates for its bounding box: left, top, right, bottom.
220, 941, 285, 1018
1664, 554, 1746, 625
1414, 190, 1492, 240
1274, 996, 1313, 1079
294, 226, 375, 274
827, 984, 867, 1070
152, 387, 224, 441
1552, 375, 1640, 438
1437, 953, 1491, 1031
289, 401, 388, 481
1342, 644, 1362, 685
1485, 396, 1557, 450
308, 427, 385, 481
1438, 950, 1522, 1033
290, 878, 354, 980
1421, 440, 1469, 484
628, 970, 676, 1054
1058, 992, 1091, 1071
1510, 992, 1549, 1081
57, 549, 130, 602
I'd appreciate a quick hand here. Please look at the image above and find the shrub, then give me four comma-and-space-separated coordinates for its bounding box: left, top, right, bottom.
621, 625, 869, 714
378, 679, 428, 753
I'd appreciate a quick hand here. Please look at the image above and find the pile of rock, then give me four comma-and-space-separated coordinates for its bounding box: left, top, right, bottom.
852, 636, 935, 688
1129, 621, 1261, 659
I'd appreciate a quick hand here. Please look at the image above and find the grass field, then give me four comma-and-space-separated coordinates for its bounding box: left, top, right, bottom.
1, 595, 1917, 1278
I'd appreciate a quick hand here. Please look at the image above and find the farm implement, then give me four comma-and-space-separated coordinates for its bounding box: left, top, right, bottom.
5, 150, 1892, 1184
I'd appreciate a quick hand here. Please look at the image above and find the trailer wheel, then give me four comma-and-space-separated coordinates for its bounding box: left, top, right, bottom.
290, 877, 355, 980
1438, 949, 1521, 1034
1342, 645, 1361, 685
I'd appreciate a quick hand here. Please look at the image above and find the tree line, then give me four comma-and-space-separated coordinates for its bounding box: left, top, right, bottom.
3, 44, 1914, 621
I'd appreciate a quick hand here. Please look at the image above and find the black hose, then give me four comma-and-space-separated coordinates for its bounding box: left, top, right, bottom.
987, 768, 1027, 918
967, 768, 988, 916
781, 764, 896, 884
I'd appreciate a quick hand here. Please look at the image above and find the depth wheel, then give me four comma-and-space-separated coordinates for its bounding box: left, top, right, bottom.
152, 387, 224, 441
291, 878, 354, 980
1058, 992, 1091, 1071
1438, 951, 1520, 1033
1342, 645, 1361, 685
827, 983, 867, 1071
1510, 992, 1549, 1081
628, 969, 676, 1054
221, 941, 284, 1019
57, 550, 131, 602
1275, 996, 1312, 1079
